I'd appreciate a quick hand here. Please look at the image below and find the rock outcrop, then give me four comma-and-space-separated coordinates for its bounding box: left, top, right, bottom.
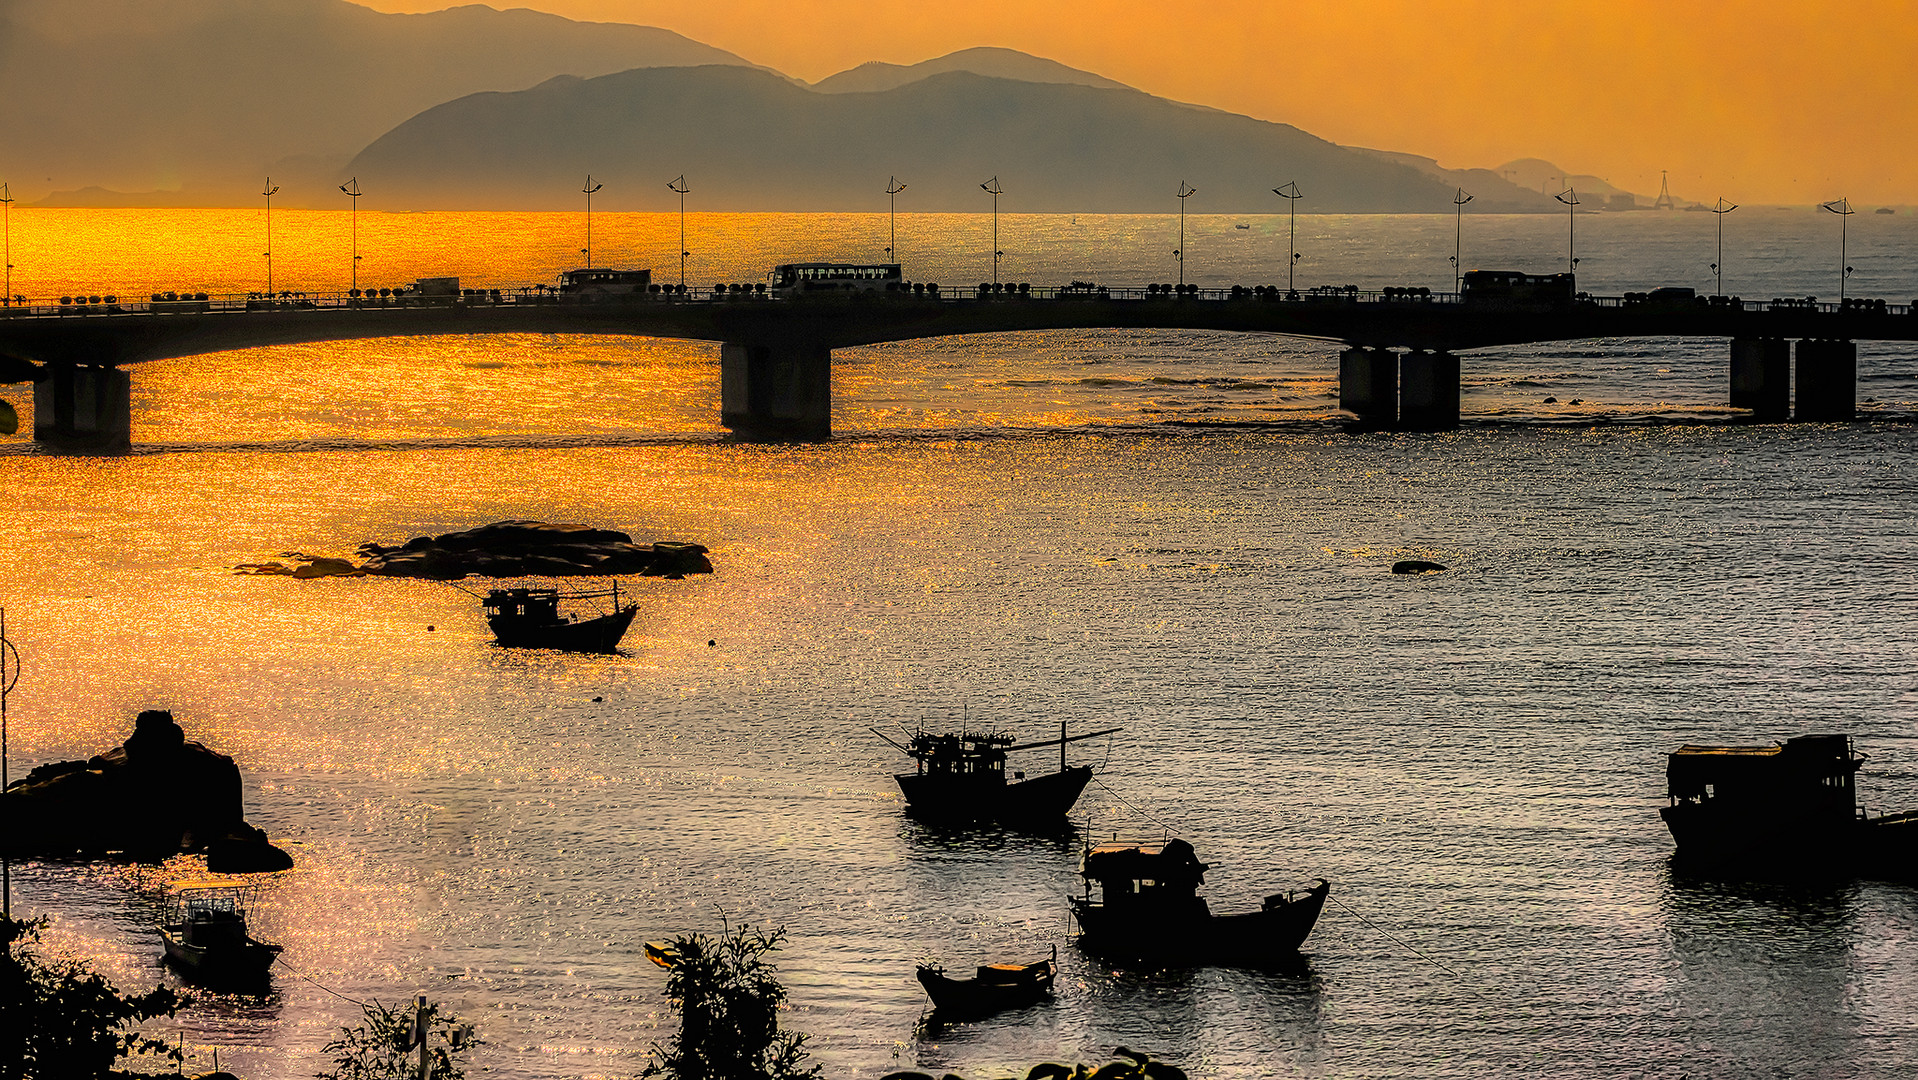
237, 520, 712, 581
0, 710, 292, 871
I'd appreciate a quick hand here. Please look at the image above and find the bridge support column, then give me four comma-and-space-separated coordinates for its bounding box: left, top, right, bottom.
33, 363, 131, 452
1399, 350, 1460, 431
1729, 338, 1790, 421
720, 341, 832, 440
1794, 339, 1856, 422
1339, 347, 1397, 427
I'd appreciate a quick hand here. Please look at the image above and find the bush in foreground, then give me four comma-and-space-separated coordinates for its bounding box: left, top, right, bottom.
643, 921, 821, 1080
1, 915, 185, 1078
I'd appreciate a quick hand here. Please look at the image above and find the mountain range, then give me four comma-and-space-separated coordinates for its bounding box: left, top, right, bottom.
2, 0, 1630, 212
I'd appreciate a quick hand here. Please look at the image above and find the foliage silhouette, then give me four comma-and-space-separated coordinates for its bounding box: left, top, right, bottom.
316, 996, 477, 1080
882, 1046, 1188, 1080
0, 915, 185, 1078
642, 920, 821, 1080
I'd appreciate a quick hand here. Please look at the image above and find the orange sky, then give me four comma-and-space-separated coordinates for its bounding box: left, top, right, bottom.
361, 1, 1918, 206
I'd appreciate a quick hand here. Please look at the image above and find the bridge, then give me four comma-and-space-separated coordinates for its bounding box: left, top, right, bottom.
2, 283, 1914, 450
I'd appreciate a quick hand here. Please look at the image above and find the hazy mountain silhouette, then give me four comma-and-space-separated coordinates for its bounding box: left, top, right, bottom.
811, 47, 1131, 95
346, 65, 1562, 213
0, 0, 763, 204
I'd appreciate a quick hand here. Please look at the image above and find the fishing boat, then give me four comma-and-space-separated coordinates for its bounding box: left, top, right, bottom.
1661, 734, 1918, 877
160, 883, 282, 990
1068, 838, 1329, 967
916, 945, 1057, 1016
875, 721, 1120, 826
481, 582, 637, 652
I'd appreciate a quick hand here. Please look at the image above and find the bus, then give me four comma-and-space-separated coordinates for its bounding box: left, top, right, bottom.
558, 268, 653, 299
770, 263, 902, 299
1459, 270, 1575, 311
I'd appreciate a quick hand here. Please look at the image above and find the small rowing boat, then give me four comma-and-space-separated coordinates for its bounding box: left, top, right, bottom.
916, 945, 1056, 1016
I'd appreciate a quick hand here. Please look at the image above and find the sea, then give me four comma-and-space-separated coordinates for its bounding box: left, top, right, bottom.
3, 206, 1917, 1079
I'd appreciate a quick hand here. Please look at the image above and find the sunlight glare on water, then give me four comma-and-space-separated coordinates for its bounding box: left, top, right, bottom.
2, 210, 1917, 1079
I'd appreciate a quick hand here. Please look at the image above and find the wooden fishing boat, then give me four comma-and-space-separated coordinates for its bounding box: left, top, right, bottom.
1661, 734, 1918, 878
160, 883, 282, 990
916, 945, 1057, 1016
1068, 839, 1329, 967
482, 582, 637, 652
875, 722, 1121, 826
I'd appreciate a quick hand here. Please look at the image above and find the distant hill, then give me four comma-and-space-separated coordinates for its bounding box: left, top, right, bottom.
811, 47, 1131, 95
0, 0, 764, 204
346, 65, 1563, 213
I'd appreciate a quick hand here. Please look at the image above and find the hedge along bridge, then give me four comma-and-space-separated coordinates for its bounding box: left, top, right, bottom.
2, 277, 1915, 451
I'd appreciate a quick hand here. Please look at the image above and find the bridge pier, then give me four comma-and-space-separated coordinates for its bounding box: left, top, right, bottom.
1728, 338, 1790, 421
1338, 347, 1397, 427
719, 341, 832, 440
1794, 339, 1856, 422
1399, 350, 1461, 431
33, 363, 131, 452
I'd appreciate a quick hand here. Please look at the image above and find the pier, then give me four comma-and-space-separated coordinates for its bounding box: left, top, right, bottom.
2, 284, 1914, 449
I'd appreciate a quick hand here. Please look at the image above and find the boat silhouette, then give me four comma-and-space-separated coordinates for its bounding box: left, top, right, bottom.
876, 721, 1119, 826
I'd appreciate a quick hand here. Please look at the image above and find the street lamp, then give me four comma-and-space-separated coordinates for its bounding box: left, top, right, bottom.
1709, 196, 1738, 298
339, 177, 363, 294
1, 607, 20, 918
668, 175, 690, 287
581, 175, 603, 269
886, 176, 906, 264
1, 182, 12, 307
1450, 187, 1473, 294
981, 176, 1003, 284
1176, 181, 1197, 286
262, 178, 280, 295
1272, 181, 1302, 294
1820, 197, 1854, 301
1554, 188, 1580, 275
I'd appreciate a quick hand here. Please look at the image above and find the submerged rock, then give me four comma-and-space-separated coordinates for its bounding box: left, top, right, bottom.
1391, 560, 1449, 575
0, 709, 292, 869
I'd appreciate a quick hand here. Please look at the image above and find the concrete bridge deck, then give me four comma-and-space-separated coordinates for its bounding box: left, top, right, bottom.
3, 284, 1914, 448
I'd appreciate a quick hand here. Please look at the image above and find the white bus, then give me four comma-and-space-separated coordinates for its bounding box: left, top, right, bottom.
770, 263, 902, 299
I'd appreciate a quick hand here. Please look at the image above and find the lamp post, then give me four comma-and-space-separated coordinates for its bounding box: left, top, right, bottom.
1820, 197, 1854, 301
886, 176, 906, 264
1272, 181, 1302, 294
1554, 188, 1580, 275
1176, 181, 1197, 286
1709, 196, 1738, 298
981, 176, 1003, 284
339, 177, 362, 294
2, 182, 12, 307
668, 175, 690, 287
2, 607, 20, 918
262, 178, 280, 296
1450, 187, 1473, 294
580, 175, 602, 269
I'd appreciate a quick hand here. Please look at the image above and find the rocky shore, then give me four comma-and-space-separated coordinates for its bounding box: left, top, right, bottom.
236, 520, 713, 581
0, 710, 292, 872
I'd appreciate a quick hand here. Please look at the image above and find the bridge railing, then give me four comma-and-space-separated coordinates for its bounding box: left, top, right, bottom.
0, 286, 1909, 319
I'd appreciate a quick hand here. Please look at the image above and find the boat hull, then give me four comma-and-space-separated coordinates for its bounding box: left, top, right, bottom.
1070, 879, 1330, 967
162, 930, 282, 990
1664, 805, 1918, 880
916, 956, 1056, 1016
895, 765, 1093, 825
488, 604, 637, 652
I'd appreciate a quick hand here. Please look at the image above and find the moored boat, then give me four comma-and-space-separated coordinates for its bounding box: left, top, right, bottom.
1661, 734, 1918, 878
1068, 838, 1329, 967
482, 582, 637, 652
915, 945, 1057, 1016
877, 722, 1120, 826
160, 883, 282, 990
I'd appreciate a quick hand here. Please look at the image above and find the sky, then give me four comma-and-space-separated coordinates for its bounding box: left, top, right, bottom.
362, 0, 1918, 206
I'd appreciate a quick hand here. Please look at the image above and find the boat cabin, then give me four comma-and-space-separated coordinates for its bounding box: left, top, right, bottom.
907, 731, 1013, 781
484, 588, 564, 624
1665, 735, 1862, 824
1078, 839, 1209, 916
166, 885, 258, 948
